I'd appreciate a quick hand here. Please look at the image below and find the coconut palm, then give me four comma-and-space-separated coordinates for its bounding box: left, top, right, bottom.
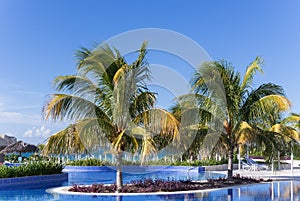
43, 42, 179, 191
273, 113, 300, 159
185, 57, 291, 179
241, 107, 299, 165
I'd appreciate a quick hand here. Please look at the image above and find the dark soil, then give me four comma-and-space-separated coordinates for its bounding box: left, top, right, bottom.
68, 175, 271, 193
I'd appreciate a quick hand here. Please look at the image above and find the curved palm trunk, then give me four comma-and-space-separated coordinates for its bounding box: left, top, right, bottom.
116, 150, 123, 192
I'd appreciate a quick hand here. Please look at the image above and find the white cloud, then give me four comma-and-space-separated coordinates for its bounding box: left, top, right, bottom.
23, 125, 51, 138
24, 129, 33, 138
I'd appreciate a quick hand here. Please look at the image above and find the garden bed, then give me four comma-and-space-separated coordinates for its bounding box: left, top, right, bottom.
67, 176, 269, 193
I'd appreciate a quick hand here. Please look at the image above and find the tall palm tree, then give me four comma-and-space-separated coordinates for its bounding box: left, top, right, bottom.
186, 57, 291, 179
43, 42, 179, 191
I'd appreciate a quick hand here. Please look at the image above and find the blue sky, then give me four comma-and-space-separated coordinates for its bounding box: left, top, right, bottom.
0, 0, 299, 144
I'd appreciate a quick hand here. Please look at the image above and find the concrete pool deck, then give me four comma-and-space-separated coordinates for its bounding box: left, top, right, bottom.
212, 160, 300, 181
216, 167, 300, 181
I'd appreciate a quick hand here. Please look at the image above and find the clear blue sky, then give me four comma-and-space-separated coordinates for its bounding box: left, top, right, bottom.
0, 0, 299, 144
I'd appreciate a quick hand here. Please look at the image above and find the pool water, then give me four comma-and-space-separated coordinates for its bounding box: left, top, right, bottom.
67, 171, 224, 185
0, 171, 299, 201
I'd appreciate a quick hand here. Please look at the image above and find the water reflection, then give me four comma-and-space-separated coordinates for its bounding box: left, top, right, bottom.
3, 182, 300, 201
159, 181, 300, 201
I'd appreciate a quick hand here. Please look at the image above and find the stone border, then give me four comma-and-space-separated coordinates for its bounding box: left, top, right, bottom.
0, 173, 68, 190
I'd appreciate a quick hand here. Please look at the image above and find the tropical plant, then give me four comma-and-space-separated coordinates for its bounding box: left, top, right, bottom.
179, 57, 291, 179
270, 113, 300, 158
0, 161, 63, 178
66, 158, 112, 166
43, 42, 179, 191
239, 106, 299, 168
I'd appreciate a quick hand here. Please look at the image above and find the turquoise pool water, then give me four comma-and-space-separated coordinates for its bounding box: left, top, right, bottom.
0, 170, 299, 200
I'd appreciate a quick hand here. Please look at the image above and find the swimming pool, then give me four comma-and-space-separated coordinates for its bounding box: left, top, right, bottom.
0, 170, 299, 200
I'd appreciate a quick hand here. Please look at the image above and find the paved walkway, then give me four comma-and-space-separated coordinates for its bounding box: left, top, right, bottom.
214, 160, 300, 181
216, 168, 300, 181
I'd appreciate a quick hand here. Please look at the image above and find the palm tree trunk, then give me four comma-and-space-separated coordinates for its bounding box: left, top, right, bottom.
116, 150, 123, 192
227, 143, 234, 180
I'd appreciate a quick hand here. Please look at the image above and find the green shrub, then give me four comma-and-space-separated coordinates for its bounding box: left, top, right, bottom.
170, 158, 228, 166
0, 161, 63, 179
65, 157, 231, 167
66, 158, 112, 166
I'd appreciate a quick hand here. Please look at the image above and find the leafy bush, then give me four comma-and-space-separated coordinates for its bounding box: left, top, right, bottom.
171, 158, 229, 166
0, 161, 63, 178
4, 154, 28, 163
66, 158, 231, 166
66, 158, 112, 166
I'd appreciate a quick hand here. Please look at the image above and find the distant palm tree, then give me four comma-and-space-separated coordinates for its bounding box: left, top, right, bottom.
186, 57, 291, 179
43, 42, 178, 191
245, 107, 300, 163
273, 113, 300, 159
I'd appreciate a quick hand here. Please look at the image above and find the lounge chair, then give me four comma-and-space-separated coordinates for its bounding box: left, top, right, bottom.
245, 157, 268, 171
241, 161, 251, 170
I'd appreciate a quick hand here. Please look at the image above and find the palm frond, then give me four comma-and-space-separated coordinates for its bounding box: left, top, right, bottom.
42, 124, 88, 155
134, 108, 179, 142
75, 47, 92, 69
140, 137, 157, 164
282, 113, 300, 127
53, 75, 103, 98
129, 92, 156, 118
75, 118, 115, 151
236, 121, 254, 144
44, 94, 109, 122
112, 130, 126, 151
132, 41, 148, 70
113, 64, 128, 84
241, 83, 288, 121
270, 123, 300, 141
248, 95, 291, 120
241, 56, 263, 90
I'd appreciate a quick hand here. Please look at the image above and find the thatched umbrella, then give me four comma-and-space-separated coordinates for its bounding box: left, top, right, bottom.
0, 141, 38, 155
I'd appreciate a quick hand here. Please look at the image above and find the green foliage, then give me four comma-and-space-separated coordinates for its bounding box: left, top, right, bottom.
66, 158, 112, 166
65, 158, 230, 167
171, 158, 229, 166
0, 161, 63, 178
5, 154, 21, 163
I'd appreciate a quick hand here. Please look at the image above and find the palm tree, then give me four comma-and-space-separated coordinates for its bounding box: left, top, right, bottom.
186, 57, 291, 179
243, 107, 299, 166
43, 42, 179, 191
274, 113, 300, 160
